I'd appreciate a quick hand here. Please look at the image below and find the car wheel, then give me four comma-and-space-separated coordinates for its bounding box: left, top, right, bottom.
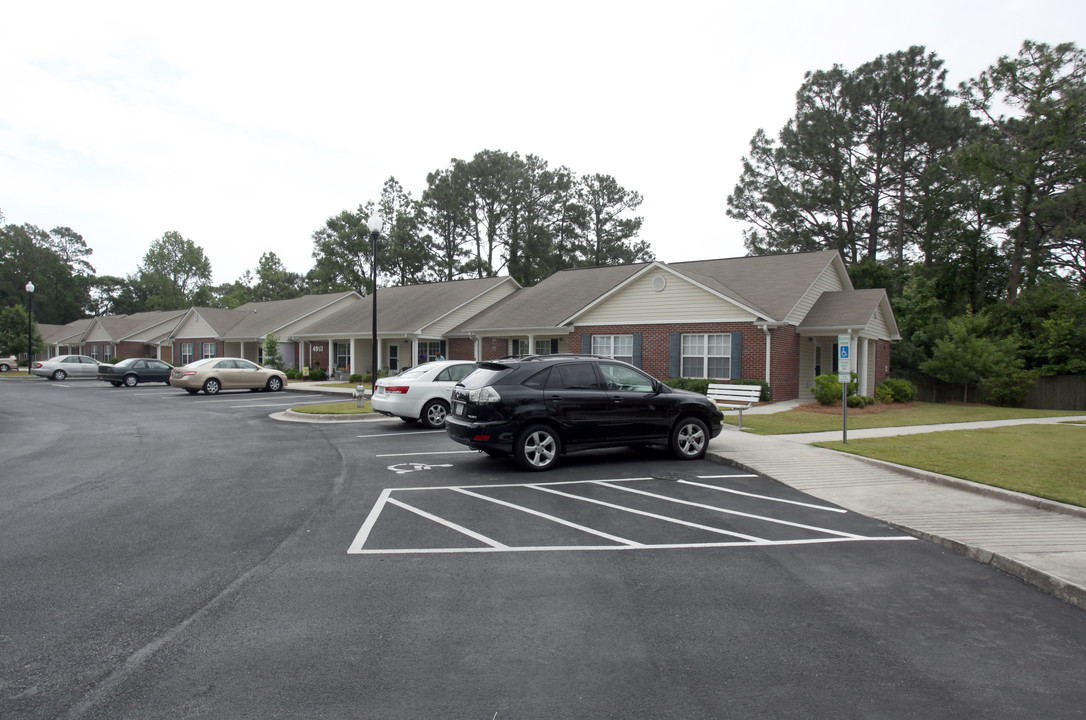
266, 376, 283, 392
110, 381, 123, 387
670, 417, 709, 461
0, 363, 9, 372
123, 374, 139, 387
420, 399, 449, 429
514, 424, 561, 471
52, 370, 67, 381
203, 378, 221, 395
185, 388, 199, 395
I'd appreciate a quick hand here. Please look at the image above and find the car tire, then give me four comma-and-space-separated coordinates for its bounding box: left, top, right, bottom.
266, 376, 283, 392
420, 399, 449, 429
110, 381, 123, 387
0, 363, 9, 372
185, 388, 199, 395
514, 424, 561, 472
670, 416, 709, 461
123, 374, 139, 388
203, 378, 221, 395
52, 370, 67, 381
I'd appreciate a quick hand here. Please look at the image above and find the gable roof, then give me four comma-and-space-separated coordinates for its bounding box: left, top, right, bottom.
798, 289, 901, 339
223, 291, 358, 338
90, 310, 189, 342
454, 250, 850, 332
451, 264, 646, 333
667, 251, 849, 321
40, 318, 93, 345
295, 277, 516, 336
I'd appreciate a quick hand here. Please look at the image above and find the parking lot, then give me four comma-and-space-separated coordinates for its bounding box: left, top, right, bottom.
4, 377, 1086, 719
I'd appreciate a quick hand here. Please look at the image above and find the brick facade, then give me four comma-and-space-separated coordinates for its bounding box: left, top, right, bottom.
448, 337, 475, 361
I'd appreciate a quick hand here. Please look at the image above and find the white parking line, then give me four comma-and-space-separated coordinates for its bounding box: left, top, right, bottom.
347, 475, 914, 555
358, 430, 445, 439
596, 481, 864, 539
678, 478, 847, 513
375, 450, 478, 458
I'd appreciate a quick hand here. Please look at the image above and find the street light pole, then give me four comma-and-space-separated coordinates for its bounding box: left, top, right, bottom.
25, 280, 35, 372
364, 214, 384, 387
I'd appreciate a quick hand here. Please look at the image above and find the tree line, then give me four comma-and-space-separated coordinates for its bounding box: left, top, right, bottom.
727, 40, 1085, 398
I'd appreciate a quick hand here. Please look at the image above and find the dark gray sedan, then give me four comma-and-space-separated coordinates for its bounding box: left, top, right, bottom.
97, 358, 174, 387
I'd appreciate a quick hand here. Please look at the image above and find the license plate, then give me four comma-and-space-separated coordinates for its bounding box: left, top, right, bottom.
453, 401, 465, 416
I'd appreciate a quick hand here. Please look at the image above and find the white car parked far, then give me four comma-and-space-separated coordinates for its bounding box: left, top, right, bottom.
367, 360, 476, 428
0, 355, 17, 372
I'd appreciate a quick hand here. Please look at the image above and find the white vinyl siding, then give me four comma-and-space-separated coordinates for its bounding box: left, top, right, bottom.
785, 264, 849, 325
576, 272, 754, 325
423, 280, 519, 336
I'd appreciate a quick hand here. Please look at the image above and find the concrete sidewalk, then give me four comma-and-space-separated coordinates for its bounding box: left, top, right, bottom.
708, 418, 1086, 610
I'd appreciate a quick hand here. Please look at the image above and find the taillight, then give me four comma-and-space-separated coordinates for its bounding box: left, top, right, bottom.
385, 386, 410, 395
468, 386, 501, 403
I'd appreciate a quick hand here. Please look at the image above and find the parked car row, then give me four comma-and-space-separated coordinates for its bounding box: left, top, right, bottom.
23, 354, 288, 394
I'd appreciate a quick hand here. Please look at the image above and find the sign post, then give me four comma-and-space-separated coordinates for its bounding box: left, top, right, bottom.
838, 334, 851, 443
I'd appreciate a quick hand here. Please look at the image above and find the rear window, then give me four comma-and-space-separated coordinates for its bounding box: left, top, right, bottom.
458, 365, 512, 389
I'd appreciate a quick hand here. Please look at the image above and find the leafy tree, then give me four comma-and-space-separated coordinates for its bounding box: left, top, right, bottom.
577, 173, 652, 267
958, 40, 1086, 300
252, 252, 304, 302
0, 304, 42, 357
135, 231, 213, 310
920, 310, 1020, 401
309, 207, 375, 295
0, 223, 93, 323
421, 167, 473, 281
262, 331, 285, 370
376, 178, 435, 286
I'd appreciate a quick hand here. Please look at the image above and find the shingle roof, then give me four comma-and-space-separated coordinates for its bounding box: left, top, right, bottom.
40, 318, 93, 345
223, 291, 357, 338
94, 310, 188, 341
454, 251, 845, 332
668, 251, 842, 320
450, 264, 646, 332
799, 289, 900, 338
296, 276, 514, 336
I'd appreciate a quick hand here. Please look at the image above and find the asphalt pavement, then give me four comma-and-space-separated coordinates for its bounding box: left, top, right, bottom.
286, 381, 1086, 610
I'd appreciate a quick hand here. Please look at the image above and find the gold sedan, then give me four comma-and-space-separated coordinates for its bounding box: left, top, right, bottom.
171, 357, 288, 395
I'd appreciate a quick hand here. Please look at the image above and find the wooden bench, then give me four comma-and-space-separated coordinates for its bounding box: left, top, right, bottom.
706, 383, 762, 429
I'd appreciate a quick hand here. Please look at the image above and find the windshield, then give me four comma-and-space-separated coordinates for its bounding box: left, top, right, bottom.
396, 363, 437, 380
182, 358, 217, 369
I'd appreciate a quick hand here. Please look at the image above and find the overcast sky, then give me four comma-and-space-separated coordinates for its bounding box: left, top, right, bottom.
2, 0, 1083, 286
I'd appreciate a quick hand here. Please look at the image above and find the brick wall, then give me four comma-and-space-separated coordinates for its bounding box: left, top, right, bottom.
768, 325, 800, 400
875, 339, 891, 387
481, 336, 509, 361
448, 337, 474, 361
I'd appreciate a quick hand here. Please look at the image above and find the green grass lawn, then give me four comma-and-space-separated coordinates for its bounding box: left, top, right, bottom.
291, 400, 373, 415
729, 402, 1082, 435
815, 424, 1086, 508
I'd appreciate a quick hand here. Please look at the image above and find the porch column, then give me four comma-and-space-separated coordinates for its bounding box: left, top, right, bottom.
528, 334, 535, 356
859, 338, 870, 395
376, 338, 383, 374
350, 337, 357, 375
411, 338, 419, 368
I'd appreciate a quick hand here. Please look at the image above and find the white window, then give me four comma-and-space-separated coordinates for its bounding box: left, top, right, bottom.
201, 342, 217, 359
181, 343, 194, 365
89, 346, 99, 360
419, 341, 443, 364
333, 342, 350, 371
388, 345, 399, 371
591, 335, 633, 364
681, 333, 731, 379
102, 345, 113, 360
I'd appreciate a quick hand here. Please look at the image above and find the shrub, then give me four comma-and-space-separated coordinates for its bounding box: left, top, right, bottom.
811, 372, 858, 405
876, 378, 917, 403
847, 395, 866, 408
665, 377, 711, 394
732, 378, 771, 402
982, 368, 1039, 408
361, 373, 373, 384
349, 374, 363, 383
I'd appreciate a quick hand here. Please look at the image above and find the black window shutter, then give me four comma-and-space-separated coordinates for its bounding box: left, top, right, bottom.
512, 339, 520, 355
632, 333, 643, 368
551, 338, 559, 354
730, 332, 743, 379
582, 335, 591, 354
440, 340, 447, 356
669, 333, 680, 378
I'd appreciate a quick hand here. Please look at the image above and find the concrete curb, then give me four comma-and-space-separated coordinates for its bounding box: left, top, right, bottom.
271, 409, 384, 423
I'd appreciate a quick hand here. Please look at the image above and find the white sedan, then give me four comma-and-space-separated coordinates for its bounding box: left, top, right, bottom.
368, 360, 476, 428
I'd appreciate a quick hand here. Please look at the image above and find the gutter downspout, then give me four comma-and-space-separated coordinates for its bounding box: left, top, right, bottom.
754, 322, 783, 389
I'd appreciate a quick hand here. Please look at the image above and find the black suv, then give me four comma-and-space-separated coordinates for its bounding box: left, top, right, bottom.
445, 355, 725, 471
